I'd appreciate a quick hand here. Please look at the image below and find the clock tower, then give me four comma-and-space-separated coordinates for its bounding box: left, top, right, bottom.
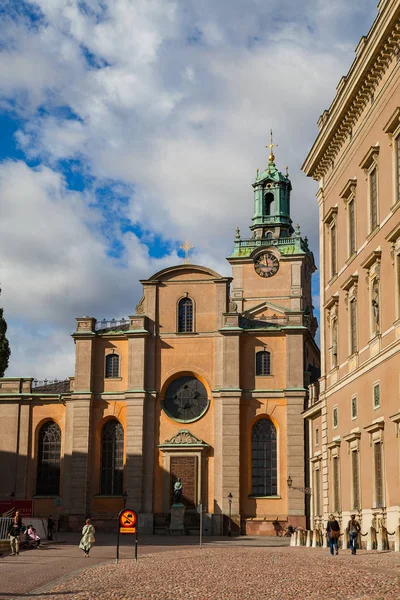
228, 134, 317, 332
226, 136, 319, 534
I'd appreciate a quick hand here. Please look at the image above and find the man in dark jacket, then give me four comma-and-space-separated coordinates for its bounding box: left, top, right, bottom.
8, 519, 21, 556
347, 514, 361, 555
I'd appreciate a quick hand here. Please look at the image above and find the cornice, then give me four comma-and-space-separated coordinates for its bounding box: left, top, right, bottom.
303, 5, 400, 180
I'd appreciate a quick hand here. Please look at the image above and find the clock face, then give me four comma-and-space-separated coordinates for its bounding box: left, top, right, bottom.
254, 252, 279, 278
163, 376, 209, 422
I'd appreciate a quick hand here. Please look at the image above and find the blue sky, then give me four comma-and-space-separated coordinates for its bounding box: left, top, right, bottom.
0, 0, 378, 377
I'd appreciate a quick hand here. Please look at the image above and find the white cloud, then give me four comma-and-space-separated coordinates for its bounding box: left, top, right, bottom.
0, 0, 379, 376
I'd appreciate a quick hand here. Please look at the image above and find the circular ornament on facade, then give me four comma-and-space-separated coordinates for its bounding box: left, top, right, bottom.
254, 252, 279, 278
163, 376, 209, 423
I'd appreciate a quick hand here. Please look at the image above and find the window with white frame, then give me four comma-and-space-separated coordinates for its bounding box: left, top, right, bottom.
370, 168, 378, 232
351, 450, 360, 510
359, 146, 379, 233
332, 456, 340, 512
350, 298, 357, 355
374, 442, 384, 508
396, 134, 400, 204
330, 221, 337, 277
314, 467, 322, 516
348, 198, 356, 256
333, 406, 338, 429
351, 396, 357, 420
373, 382, 381, 410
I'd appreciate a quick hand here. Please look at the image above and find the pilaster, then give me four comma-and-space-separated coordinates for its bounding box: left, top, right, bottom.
286, 391, 306, 518
68, 394, 93, 520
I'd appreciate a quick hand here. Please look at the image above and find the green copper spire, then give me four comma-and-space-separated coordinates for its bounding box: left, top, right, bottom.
251, 131, 293, 237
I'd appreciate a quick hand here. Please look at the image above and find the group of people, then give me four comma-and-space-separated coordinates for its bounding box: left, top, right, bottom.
326, 514, 361, 556
6, 511, 95, 558
7, 511, 42, 555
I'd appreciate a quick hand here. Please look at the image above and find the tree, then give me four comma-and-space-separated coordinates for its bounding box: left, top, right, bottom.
0, 286, 11, 377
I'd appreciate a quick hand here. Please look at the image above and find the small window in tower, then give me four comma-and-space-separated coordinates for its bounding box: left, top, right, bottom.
265, 192, 274, 216
105, 353, 120, 378
256, 350, 271, 376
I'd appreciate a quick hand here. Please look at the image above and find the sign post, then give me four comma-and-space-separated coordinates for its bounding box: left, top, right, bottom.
116, 508, 138, 565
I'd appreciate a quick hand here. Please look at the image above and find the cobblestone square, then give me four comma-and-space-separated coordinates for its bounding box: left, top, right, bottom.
10, 544, 400, 600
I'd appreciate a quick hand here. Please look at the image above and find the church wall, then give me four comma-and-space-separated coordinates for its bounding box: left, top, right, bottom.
240, 399, 288, 532
153, 374, 215, 514
239, 334, 286, 391
92, 338, 129, 393
31, 402, 66, 516
89, 399, 127, 516
240, 261, 292, 310
157, 281, 218, 333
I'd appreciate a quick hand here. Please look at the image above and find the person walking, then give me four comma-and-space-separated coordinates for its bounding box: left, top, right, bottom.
47, 515, 55, 541
8, 512, 22, 556
347, 514, 361, 555
79, 518, 95, 558
326, 514, 341, 556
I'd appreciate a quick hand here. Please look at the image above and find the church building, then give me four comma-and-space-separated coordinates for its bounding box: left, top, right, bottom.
0, 145, 319, 535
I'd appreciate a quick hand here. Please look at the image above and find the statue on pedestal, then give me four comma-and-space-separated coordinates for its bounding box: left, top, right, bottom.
173, 477, 183, 504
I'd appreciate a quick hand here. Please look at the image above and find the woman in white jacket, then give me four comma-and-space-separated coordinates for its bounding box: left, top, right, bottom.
79, 518, 95, 558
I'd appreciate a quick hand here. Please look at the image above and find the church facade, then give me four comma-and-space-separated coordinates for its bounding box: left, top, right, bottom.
0, 149, 319, 535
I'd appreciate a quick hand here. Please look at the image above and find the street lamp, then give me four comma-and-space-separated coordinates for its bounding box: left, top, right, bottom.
287, 474, 312, 495
228, 492, 233, 537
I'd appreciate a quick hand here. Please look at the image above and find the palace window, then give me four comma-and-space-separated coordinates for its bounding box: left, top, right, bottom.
374, 442, 384, 508
348, 198, 356, 256
251, 418, 277, 496
100, 419, 124, 496
330, 222, 337, 277
350, 298, 357, 355
314, 467, 322, 516
396, 135, 400, 204
105, 353, 120, 378
36, 421, 61, 496
351, 396, 357, 420
370, 168, 378, 231
256, 350, 271, 376
178, 297, 193, 332
332, 456, 340, 512
333, 406, 338, 429
352, 450, 360, 510
373, 383, 381, 410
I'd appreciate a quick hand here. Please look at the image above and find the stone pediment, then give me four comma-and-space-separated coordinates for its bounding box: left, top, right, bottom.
160, 429, 209, 447
243, 301, 287, 319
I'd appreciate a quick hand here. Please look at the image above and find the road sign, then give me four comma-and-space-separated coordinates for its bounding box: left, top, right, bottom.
116, 508, 138, 564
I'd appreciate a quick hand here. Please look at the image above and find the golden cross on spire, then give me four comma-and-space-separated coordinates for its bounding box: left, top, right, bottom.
266, 129, 278, 163
180, 240, 194, 264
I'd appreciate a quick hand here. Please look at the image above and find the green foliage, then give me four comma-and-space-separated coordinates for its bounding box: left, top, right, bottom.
0, 287, 11, 377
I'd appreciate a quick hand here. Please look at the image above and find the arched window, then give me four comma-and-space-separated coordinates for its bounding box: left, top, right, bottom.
36, 421, 61, 496
100, 419, 124, 495
105, 353, 119, 378
256, 350, 271, 376
265, 192, 274, 216
252, 418, 277, 496
178, 298, 193, 332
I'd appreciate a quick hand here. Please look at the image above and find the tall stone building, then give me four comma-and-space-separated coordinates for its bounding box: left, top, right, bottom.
303, 0, 400, 543
0, 147, 319, 534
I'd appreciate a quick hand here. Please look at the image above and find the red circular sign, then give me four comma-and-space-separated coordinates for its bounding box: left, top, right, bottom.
119, 509, 137, 528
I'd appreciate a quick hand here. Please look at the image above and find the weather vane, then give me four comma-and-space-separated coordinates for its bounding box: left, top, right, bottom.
266, 129, 278, 164
180, 240, 194, 264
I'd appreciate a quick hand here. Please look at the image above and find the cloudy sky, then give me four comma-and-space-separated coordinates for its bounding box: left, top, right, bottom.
0, 0, 377, 379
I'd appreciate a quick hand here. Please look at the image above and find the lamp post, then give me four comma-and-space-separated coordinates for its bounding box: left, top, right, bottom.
228, 493, 233, 536
287, 474, 312, 495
